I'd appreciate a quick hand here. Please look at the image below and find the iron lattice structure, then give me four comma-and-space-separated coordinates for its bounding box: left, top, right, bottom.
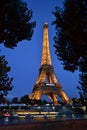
29, 23, 71, 104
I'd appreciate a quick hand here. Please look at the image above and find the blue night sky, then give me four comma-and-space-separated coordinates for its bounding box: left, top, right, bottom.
0, 0, 79, 100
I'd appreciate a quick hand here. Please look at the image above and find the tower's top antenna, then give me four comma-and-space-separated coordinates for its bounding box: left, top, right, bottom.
43, 22, 48, 28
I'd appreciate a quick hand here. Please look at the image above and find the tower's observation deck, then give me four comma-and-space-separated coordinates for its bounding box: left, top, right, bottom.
29, 23, 71, 104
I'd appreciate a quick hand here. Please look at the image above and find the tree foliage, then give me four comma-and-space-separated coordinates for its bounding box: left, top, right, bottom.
11, 97, 19, 103
52, 0, 87, 102
20, 95, 30, 104
0, 0, 36, 48
0, 56, 13, 97
0, 0, 36, 99
53, 0, 87, 72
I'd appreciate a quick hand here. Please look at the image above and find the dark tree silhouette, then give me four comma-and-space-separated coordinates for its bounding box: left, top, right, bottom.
0, 56, 13, 97
11, 97, 19, 104
77, 49, 87, 111
0, 0, 36, 99
52, 0, 87, 104
20, 95, 30, 104
0, 0, 36, 48
53, 0, 87, 72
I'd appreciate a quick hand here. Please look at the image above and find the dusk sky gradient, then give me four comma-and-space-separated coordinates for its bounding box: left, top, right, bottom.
0, 0, 79, 100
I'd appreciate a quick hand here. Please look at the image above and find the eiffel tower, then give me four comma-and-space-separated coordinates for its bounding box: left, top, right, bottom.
29, 23, 71, 104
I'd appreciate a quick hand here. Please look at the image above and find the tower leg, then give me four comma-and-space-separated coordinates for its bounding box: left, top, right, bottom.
59, 90, 71, 103
29, 90, 42, 100
48, 94, 58, 105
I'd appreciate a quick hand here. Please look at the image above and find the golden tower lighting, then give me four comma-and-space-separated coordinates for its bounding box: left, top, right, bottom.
29, 23, 71, 104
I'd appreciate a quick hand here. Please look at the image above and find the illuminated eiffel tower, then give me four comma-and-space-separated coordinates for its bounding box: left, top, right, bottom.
29, 23, 71, 104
